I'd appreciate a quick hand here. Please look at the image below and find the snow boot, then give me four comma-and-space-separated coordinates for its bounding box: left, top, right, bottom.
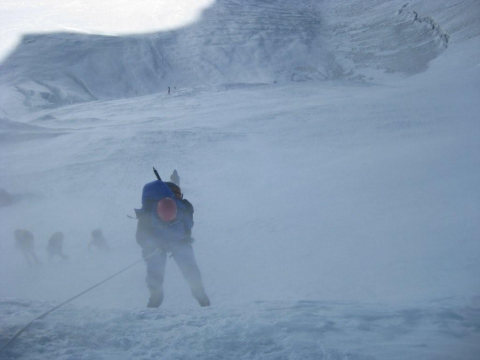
147, 290, 164, 308
198, 296, 211, 307
193, 289, 210, 307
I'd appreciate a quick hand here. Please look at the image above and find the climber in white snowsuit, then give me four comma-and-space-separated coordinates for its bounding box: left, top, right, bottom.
135, 179, 210, 308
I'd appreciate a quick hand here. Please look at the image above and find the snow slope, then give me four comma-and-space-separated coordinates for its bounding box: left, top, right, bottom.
2, 298, 479, 360
2, 0, 478, 117
1, 0, 480, 359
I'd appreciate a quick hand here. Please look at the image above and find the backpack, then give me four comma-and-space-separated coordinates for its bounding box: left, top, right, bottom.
135, 180, 193, 247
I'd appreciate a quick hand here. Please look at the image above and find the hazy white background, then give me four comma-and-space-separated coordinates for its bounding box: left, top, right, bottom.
0, 0, 214, 60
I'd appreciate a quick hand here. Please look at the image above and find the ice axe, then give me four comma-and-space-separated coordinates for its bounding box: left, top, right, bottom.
153, 167, 161, 181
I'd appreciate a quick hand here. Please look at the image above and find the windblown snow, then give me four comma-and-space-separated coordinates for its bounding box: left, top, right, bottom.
1, 0, 479, 359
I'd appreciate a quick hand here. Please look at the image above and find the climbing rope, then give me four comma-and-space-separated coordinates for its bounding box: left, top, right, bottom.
0, 249, 159, 355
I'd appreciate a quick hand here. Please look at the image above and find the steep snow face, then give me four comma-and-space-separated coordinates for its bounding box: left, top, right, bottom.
1, 0, 478, 117
0, 0, 329, 117
0, 59, 479, 308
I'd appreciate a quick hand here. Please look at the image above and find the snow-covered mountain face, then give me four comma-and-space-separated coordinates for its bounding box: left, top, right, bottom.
0, 0, 480, 358
1, 0, 479, 117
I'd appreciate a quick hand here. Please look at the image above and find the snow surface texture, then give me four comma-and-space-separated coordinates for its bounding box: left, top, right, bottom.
1, 0, 480, 359
1, 299, 479, 360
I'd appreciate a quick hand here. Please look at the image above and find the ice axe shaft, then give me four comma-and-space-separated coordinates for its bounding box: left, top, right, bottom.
153, 167, 161, 181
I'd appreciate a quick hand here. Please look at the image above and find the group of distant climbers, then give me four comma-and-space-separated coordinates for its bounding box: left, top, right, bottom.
14, 228, 109, 267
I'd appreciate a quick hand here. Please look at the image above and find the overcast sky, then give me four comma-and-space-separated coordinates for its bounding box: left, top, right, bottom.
0, 0, 214, 60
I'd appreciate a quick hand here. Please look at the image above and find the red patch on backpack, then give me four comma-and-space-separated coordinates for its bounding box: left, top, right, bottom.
156, 198, 177, 221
